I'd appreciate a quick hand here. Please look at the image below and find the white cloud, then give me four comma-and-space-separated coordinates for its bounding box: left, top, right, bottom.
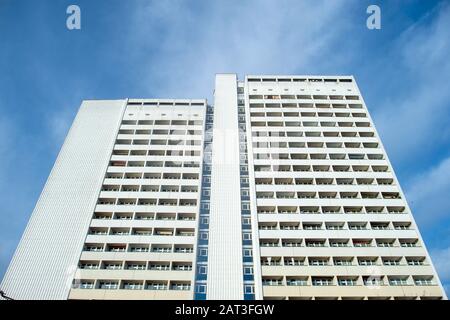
405, 156, 450, 226
374, 3, 450, 161
126, 0, 355, 99
0, 115, 16, 182
46, 108, 73, 149
430, 247, 450, 293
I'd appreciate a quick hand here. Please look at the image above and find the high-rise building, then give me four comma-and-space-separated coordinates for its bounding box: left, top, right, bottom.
1, 74, 446, 300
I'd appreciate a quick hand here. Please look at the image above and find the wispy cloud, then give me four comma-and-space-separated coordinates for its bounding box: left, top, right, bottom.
44, 106, 75, 150
405, 156, 450, 227
126, 0, 355, 99
430, 247, 450, 294
374, 2, 450, 163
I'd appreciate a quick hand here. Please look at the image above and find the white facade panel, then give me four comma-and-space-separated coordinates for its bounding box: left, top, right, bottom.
207, 74, 244, 299
1, 100, 126, 299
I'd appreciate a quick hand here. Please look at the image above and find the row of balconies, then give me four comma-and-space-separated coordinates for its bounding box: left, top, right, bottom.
121, 119, 203, 126
253, 152, 384, 161
258, 221, 412, 231
118, 126, 203, 135
92, 211, 195, 221
256, 205, 406, 215
247, 103, 363, 111
251, 128, 374, 136
110, 146, 202, 157
249, 93, 359, 100
83, 243, 194, 253
261, 275, 435, 287
88, 227, 195, 237
72, 279, 191, 291
251, 121, 371, 128
260, 255, 427, 267
254, 186, 399, 195
99, 192, 201, 202
258, 237, 420, 248
112, 147, 202, 155
78, 260, 192, 271
119, 123, 203, 133
118, 128, 202, 135
97, 198, 197, 206
253, 141, 377, 149
117, 133, 202, 143
251, 119, 372, 128
104, 172, 199, 180
111, 157, 202, 169
111, 162, 201, 174
101, 184, 198, 193
115, 139, 203, 149
256, 190, 399, 199
250, 116, 367, 123
248, 101, 362, 108
254, 164, 387, 174
249, 108, 366, 115
254, 183, 394, 191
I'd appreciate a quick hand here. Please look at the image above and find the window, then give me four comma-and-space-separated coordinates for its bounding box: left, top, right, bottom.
241, 177, 249, 185
198, 265, 207, 274
330, 240, 348, 247
407, 257, 425, 266
244, 267, 254, 275
358, 259, 376, 266
364, 277, 383, 286
152, 245, 171, 253
130, 245, 149, 252
414, 277, 433, 286
146, 282, 167, 290
338, 278, 357, 286
79, 262, 99, 269
262, 278, 283, 286
383, 258, 401, 266
76, 280, 94, 289
99, 281, 118, 290
201, 217, 209, 224
309, 258, 328, 266
196, 284, 207, 294
286, 277, 308, 286
334, 258, 352, 266
126, 263, 146, 270
201, 202, 210, 210
312, 277, 333, 286
122, 281, 143, 290
389, 277, 408, 286
175, 246, 193, 253
173, 263, 192, 271
244, 285, 254, 294
171, 282, 191, 291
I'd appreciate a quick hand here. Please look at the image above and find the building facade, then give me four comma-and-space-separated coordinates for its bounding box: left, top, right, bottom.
1, 74, 446, 300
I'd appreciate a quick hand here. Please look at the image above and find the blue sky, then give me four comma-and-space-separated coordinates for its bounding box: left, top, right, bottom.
1, 0, 449, 295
